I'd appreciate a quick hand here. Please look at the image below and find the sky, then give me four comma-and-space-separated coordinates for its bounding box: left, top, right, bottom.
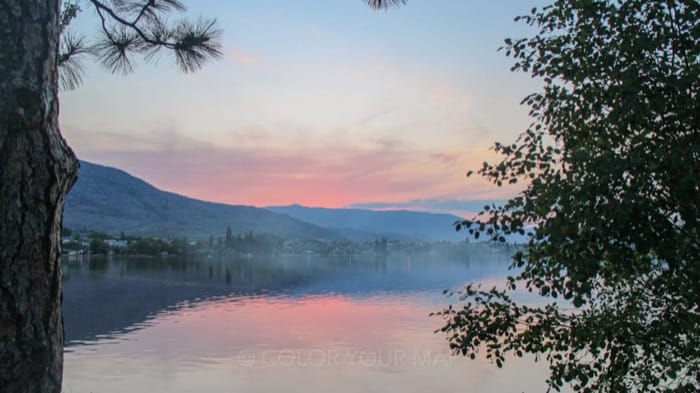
59, 0, 544, 215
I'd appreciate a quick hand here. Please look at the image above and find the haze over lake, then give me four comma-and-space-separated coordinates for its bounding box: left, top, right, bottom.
61, 246, 559, 393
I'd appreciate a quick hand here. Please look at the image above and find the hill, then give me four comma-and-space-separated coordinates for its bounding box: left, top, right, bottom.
266, 205, 466, 242
64, 161, 345, 240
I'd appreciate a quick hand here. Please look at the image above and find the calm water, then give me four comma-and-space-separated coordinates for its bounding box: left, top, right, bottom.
62, 245, 554, 393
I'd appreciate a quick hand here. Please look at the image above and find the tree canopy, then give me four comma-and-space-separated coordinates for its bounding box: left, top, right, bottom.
437, 1, 699, 392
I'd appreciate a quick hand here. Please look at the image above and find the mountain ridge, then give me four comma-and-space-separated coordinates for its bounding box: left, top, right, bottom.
65, 161, 346, 240
65, 160, 474, 242
265, 204, 466, 242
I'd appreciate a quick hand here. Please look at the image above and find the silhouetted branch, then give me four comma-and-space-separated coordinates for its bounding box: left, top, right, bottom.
365, 0, 406, 10
58, 31, 93, 90
58, 0, 222, 88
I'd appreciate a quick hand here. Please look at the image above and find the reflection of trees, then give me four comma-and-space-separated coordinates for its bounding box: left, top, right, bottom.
63, 248, 512, 344
88, 257, 110, 276
373, 254, 388, 273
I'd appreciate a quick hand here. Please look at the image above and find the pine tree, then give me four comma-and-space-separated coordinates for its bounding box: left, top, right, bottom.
0, 2, 220, 391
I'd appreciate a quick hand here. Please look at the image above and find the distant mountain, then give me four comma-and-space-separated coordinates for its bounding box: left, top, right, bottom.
64, 161, 345, 240
266, 205, 466, 242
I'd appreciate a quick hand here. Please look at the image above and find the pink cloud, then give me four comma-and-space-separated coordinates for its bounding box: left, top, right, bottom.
68, 130, 521, 208
227, 47, 260, 66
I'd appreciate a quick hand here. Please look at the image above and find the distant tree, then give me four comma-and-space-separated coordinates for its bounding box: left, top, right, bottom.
251, 233, 284, 254
437, 1, 699, 392
244, 230, 254, 253
180, 236, 188, 255
88, 238, 109, 255
0, 1, 221, 390
208, 234, 214, 250
141, 238, 168, 255
63, 227, 73, 237
61, 240, 83, 252
226, 226, 233, 248
374, 237, 388, 254
88, 231, 108, 241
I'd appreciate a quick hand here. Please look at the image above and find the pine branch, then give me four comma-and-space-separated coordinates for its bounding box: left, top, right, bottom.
58, 31, 92, 90
87, 0, 222, 74
365, 0, 407, 10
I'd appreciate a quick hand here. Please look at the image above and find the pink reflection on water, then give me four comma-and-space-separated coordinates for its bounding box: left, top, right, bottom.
146, 295, 429, 351
64, 293, 562, 393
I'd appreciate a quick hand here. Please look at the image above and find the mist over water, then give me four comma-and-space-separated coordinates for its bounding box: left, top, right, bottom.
62, 246, 559, 393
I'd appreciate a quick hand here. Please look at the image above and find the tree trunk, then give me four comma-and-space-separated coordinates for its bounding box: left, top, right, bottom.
0, 1, 79, 392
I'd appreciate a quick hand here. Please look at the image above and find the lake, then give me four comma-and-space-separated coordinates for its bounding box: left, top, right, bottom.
62, 245, 555, 393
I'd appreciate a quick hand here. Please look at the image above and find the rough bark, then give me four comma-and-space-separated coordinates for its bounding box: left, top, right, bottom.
0, 1, 79, 392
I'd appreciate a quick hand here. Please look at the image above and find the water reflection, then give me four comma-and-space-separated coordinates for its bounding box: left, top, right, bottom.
62, 245, 558, 393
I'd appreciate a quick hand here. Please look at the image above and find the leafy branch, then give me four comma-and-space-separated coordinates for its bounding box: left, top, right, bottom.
442, 1, 699, 392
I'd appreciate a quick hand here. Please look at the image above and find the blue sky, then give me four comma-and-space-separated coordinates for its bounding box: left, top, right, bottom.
59, 0, 545, 214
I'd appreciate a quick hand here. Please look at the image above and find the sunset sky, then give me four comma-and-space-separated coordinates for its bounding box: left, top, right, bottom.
59, 0, 543, 213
